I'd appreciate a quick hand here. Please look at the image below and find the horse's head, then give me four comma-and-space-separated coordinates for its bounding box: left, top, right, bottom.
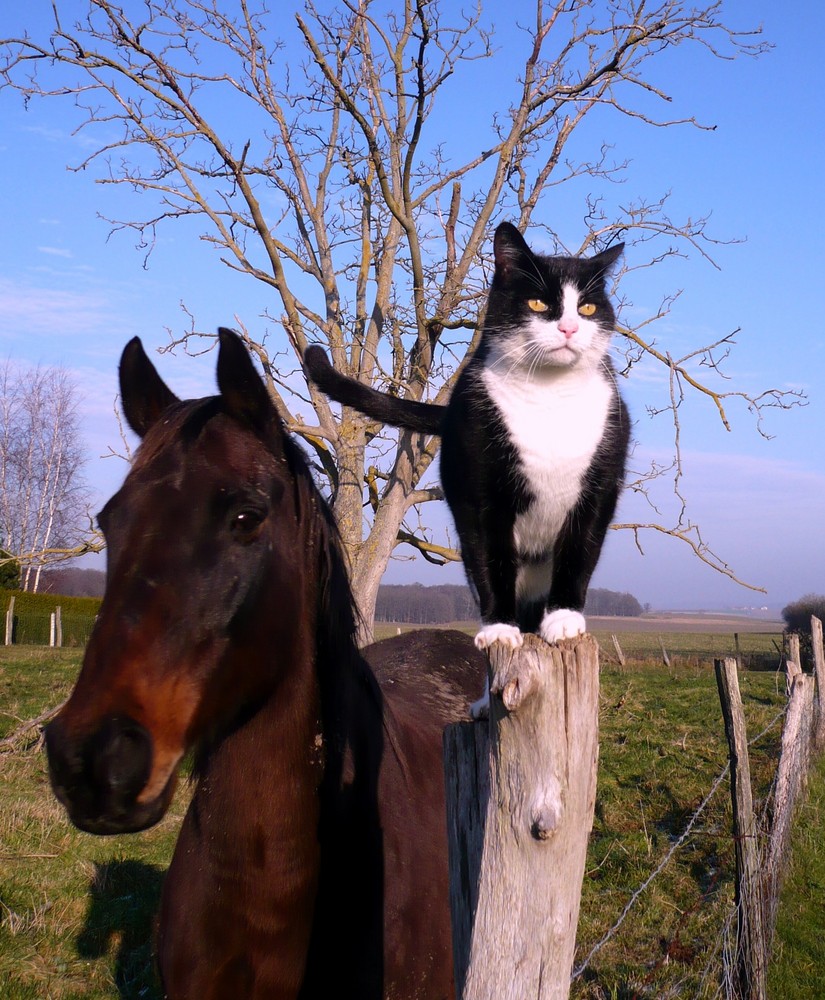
46, 330, 336, 834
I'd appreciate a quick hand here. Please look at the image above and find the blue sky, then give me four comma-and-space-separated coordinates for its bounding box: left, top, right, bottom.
1, 1, 823, 612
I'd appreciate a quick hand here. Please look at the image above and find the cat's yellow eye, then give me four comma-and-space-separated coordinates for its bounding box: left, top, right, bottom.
578, 302, 597, 317
527, 299, 549, 313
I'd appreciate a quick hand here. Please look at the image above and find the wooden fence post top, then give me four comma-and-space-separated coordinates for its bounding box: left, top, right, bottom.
486, 632, 599, 713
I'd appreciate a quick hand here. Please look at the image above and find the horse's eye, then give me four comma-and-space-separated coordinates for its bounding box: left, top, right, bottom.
231, 507, 265, 540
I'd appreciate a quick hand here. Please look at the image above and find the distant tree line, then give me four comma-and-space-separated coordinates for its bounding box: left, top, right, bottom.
584, 589, 645, 617
375, 584, 643, 624
11, 570, 646, 620
37, 567, 105, 598
376, 585, 478, 624
782, 594, 825, 633
0, 563, 106, 597
782, 593, 825, 665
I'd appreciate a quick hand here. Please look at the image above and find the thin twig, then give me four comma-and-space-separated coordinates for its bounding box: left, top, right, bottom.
0, 700, 65, 752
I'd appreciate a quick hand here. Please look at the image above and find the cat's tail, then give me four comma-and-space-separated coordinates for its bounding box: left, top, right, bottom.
304, 346, 444, 434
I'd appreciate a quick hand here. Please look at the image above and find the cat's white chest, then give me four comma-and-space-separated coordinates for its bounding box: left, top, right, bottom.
482, 365, 612, 557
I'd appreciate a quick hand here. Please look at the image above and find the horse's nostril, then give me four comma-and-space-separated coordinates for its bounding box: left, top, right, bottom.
90, 717, 153, 799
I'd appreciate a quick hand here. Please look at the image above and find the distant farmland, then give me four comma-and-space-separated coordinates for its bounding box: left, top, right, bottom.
587, 612, 783, 634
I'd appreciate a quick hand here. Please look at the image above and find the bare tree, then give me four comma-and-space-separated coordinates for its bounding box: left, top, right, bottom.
1, 1, 803, 636
0, 361, 91, 591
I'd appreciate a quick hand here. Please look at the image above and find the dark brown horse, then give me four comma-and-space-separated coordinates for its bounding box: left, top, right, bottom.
45, 329, 485, 999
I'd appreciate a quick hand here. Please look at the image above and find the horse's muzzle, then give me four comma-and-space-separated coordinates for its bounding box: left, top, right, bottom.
45, 713, 172, 834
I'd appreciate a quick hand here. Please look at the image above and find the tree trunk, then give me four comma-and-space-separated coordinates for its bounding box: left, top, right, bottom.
348, 433, 427, 645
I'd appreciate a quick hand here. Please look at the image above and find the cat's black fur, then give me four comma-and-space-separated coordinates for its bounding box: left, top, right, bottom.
304, 222, 629, 652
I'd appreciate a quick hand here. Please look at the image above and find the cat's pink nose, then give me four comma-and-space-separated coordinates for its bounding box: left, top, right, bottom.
558, 318, 579, 339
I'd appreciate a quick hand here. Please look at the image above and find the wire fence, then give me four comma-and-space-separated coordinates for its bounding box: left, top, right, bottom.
570, 618, 823, 999
571, 706, 786, 997
596, 630, 786, 673
713, 620, 824, 1000
3, 596, 97, 647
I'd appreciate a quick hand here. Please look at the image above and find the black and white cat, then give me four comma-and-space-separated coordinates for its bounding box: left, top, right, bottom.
305, 221, 629, 659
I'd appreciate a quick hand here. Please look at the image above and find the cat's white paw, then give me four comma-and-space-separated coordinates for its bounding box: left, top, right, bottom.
539, 608, 586, 644
474, 623, 524, 651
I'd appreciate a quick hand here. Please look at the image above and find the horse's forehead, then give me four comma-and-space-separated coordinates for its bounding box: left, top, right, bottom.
195, 416, 277, 474
136, 411, 277, 482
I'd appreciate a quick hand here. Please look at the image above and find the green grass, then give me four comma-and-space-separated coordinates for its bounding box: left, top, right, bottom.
0, 648, 187, 1000
0, 636, 811, 998
572, 659, 784, 999
767, 753, 825, 1000
0, 648, 78, 738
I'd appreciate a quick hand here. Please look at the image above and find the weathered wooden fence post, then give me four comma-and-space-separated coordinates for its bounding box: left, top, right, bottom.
4, 595, 14, 646
812, 616, 825, 747
787, 633, 800, 667
444, 633, 600, 999
764, 670, 814, 933
715, 657, 766, 1000
785, 634, 802, 697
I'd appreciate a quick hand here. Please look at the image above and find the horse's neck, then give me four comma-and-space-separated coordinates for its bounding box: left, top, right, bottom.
160, 640, 324, 995
192, 644, 323, 856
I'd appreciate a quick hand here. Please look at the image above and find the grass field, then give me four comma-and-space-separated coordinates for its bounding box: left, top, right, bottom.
767, 753, 825, 999
0, 622, 802, 998
1, 650, 187, 1000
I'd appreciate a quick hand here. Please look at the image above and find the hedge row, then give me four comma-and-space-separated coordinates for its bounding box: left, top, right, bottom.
1, 590, 102, 647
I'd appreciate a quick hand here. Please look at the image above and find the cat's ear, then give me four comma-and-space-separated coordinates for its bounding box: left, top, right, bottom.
590, 242, 624, 274
493, 222, 533, 276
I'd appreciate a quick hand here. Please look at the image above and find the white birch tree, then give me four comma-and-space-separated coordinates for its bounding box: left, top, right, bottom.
0, 361, 90, 591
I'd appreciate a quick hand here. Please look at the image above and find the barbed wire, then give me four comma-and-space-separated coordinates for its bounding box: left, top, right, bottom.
572, 706, 786, 984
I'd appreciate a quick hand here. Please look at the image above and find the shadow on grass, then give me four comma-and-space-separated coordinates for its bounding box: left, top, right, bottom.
76, 860, 164, 1000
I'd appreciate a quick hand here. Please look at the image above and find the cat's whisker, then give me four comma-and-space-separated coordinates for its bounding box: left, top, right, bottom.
488, 337, 532, 375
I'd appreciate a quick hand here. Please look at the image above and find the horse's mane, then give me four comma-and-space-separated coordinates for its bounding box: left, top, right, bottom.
278, 424, 362, 669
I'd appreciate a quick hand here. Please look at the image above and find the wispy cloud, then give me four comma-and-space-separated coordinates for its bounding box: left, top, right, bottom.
38, 245, 73, 258
0, 277, 121, 337
684, 451, 825, 524
20, 122, 100, 152
21, 123, 68, 142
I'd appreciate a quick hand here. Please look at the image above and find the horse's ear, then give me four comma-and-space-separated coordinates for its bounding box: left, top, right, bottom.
216, 328, 281, 437
119, 337, 180, 438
